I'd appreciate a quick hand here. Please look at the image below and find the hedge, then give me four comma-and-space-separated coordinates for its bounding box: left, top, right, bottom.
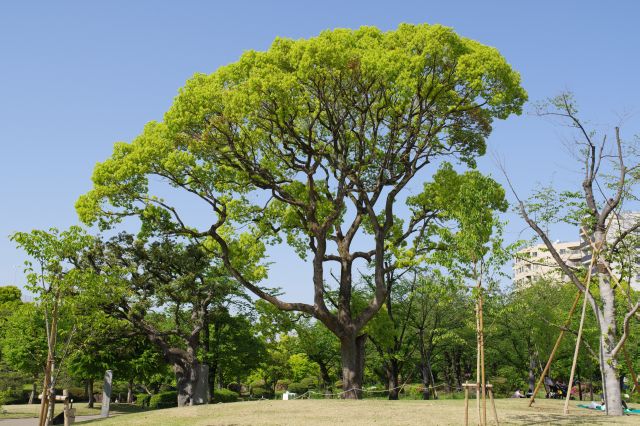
149, 391, 177, 409
250, 387, 270, 399
135, 393, 151, 408
212, 388, 238, 403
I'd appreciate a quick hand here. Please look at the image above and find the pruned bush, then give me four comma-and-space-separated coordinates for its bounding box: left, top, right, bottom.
149, 391, 177, 409
275, 379, 290, 391
299, 377, 317, 390
250, 387, 270, 399
212, 388, 238, 403
249, 380, 265, 388
287, 382, 307, 394
226, 382, 242, 394
135, 393, 151, 408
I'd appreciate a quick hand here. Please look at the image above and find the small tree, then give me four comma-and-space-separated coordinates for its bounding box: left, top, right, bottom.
11, 227, 95, 426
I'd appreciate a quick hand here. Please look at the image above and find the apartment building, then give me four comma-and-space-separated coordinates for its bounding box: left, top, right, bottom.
513, 212, 640, 289
513, 241, 582, 286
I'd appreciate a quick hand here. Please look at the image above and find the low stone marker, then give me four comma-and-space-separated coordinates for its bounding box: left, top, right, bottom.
100, 370, 113, 418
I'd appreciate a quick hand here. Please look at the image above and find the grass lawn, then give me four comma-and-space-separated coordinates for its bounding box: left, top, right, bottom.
0, 403, 145, 420
76, 398, 640, 425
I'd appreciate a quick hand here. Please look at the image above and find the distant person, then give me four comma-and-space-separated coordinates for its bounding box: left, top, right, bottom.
511, 389, 525, 398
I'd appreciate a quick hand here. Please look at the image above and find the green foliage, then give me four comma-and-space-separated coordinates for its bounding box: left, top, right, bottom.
212, 388, 239, 403
287, 353, 319, 383
403, 384, 425, 399
149, 391, 178, 409
250, 387, 270, 399
0, 286, 21, 305
135, 393, 151, 407
0, 303, 48, 380
285, 382, 307, 394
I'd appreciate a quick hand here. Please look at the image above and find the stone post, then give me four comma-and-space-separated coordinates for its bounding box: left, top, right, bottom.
100, 370, 113, 418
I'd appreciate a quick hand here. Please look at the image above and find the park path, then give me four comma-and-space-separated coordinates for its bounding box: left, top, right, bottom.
0, 415, 102, 425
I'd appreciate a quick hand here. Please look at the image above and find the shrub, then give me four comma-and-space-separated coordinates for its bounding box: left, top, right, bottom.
250, 387, 270, 399
403, 384, 425, 399
287, 382, 307, 394
226, 382, 242, 394
299, 377, 317, 390
249, 380, 265, 388
275, 379, 290, 391
66, 387, 87, 402
491, 376, 510, 397
149, 391, 177, 409
0, 389, 9, 412
0, 388, 29, 405
212, 388, 238, 403
135, 393, 151, 408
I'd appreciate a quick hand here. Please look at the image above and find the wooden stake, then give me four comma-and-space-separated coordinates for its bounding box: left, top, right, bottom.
528, 290, 581, 407
489, 387, 499, 425
476, 300, 481, 425
464, 382, 469, 426
563, 266, 594, 413
564, 230, 604, 414
479, 288, 487, 426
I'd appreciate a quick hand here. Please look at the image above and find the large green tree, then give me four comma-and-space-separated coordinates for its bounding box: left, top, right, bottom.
77, 24, 526, 397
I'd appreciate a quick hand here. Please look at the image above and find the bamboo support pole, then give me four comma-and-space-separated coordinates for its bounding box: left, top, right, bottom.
476, 300, 481, 425
489, 388, 499, 425
528, 290, 582, 407
563, 250, 597, 414
479, 289, 487, 426
464, 382, 469, 426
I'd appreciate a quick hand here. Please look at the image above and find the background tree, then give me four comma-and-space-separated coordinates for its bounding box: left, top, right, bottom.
77, 23, 526, 398
0, 303, 47, 404
82, 233, 248, 407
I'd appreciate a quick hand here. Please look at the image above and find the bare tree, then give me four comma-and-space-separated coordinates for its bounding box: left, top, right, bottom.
502, 92, 640, 416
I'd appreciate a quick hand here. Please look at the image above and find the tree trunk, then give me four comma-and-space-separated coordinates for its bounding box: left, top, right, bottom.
317, 360, 332, 393
599, 270, 623, 416
175, 360, 209, 407
443, 351, 452, 393
87, 379, 95, 408
340, 334, 366, 399
387, 358, 400, 400
528, 352, 536, 394
29, 381, 36, 404
127, 380, 134, 404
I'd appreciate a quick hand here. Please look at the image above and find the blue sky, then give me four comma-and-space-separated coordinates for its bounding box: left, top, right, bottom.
1, 1, 639, 301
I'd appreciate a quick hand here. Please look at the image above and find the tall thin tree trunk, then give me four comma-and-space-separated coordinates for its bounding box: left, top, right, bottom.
528, 350, 536, 394
29, 381, 36, 404
127, 380, 134, 404
87, 379, 95, 408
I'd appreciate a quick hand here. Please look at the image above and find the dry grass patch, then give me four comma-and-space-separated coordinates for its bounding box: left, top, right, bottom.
77, 398, 640, 425
0, 403, 145, 420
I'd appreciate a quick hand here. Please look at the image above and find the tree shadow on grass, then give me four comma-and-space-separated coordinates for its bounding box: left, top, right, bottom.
505, 413, 613, 425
